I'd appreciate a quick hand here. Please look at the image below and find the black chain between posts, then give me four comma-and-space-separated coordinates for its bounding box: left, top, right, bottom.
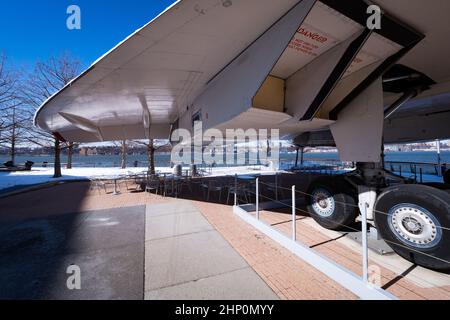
241, 180, 450, 266
267, 182, 450, 233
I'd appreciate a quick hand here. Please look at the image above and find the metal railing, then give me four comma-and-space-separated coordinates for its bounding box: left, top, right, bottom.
232, 175, 450, 300
385, 161, 448, 180
284, 158, 448, 182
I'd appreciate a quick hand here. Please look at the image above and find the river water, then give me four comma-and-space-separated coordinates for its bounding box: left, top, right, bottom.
1, 151, 449, 168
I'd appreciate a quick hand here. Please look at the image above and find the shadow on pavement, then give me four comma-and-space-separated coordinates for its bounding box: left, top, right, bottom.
0, 183, 145, 300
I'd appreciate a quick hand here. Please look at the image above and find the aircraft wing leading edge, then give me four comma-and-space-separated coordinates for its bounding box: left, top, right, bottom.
34, 0, 450, 147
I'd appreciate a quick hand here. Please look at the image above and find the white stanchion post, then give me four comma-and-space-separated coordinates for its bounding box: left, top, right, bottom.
437, 139, 442, 177
234, 174, 237, 206
275, 173, 279, 201
362, 203, 369, 283
292, 185, 296, 242
256, 178, 260, 220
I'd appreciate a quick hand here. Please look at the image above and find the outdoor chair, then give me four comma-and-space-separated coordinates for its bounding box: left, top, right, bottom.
118, 174, 133, 191
226, 182, 251, 205
162, 176, 179, 197
200, 179, 225, 201
177, 176, 193, 195
132, 172, 147, 191
123, 174, 144, 192
115, 175, 132, 192
121, 171, 148, 192
145, 174, 161, 195
89, 178, 108, 195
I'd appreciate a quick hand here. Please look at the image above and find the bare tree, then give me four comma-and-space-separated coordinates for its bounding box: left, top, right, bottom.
0, 104, 31, 165
20, 53, 81, 177
66, 142, 78, 169
0, 53, 28, 165
121, 140, 127, 169
131, 139, 169, 174
111, 140, 129, 169
0, 53, 17, 110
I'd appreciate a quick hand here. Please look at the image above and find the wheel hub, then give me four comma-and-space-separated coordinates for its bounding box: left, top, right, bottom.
389, 204, 442, 249
312, 188, 335, 217
318, 197, 328, 209
402, 217, 423, 234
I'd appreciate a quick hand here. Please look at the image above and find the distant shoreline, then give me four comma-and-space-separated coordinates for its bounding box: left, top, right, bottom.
1, 151, 449, 169
2, 150, 450, 157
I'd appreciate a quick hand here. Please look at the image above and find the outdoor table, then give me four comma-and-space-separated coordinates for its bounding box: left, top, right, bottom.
113, 178, 120, 195
237, 175, 257, 181
108, 175, 128, 195
237, 174, 261, 183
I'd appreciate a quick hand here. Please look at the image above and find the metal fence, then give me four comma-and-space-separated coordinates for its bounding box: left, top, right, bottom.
232, 174, 450, 300
385, 161, 448, 181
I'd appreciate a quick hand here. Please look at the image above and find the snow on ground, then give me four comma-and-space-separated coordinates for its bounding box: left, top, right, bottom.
0, 165, 278, 192
0, 167, 141, 192
0, 165, 443, 193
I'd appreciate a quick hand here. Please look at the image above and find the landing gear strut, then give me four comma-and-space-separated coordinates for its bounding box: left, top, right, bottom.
353, 163, 450, 271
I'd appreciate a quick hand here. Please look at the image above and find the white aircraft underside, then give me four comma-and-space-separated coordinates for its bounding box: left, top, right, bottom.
34, 0, 450, 162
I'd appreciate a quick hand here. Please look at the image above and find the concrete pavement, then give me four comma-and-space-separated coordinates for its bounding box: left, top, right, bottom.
0, 198, 277, 300
0, 206, 145, 300
144, 201, 278, 300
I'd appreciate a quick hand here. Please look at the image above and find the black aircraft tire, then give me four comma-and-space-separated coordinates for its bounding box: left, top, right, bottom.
422, 183, 450, 197
375, 184, 450, 271
422, 182, 450, 191
306, 177, 358, 231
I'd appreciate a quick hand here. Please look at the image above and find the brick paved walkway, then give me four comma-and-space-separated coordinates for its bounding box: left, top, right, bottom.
193, 201, 357, 300
2, 181, 449, 300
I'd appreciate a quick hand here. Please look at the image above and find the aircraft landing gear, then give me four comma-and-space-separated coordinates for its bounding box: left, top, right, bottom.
306, 163, 450, 271
375, 184, 450, 271
306, 177, 359, 231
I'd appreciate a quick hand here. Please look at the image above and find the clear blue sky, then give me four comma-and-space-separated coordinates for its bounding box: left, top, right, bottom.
0, 0, 175, 70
